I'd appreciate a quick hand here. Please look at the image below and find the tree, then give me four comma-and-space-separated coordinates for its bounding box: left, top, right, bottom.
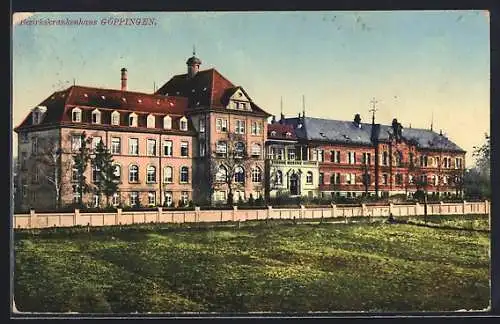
465, 133, 490, 199
72, 132, 92, 207
30, 136, 72, 209
209, 133, 253, 206
90, 140, 119, 207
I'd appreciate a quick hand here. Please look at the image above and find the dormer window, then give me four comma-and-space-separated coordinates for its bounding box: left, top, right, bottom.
147, 114, 155, 128
32, 106, 46, 125
163, 115, 172, 129
180, 116, 188, 131
71, 107, 82, 122
111, 111, 120, 126
285, 132, 292, 137
271, 131, 277, 136
121, 97, 127, 103
91, 109, 101, 124
128, 113, 138, 127
101, 95, 106, 100
137, 99, 142, 103
83, 93, 88, 98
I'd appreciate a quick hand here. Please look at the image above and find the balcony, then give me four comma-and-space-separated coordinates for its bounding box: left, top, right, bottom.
268, 159, 318, 167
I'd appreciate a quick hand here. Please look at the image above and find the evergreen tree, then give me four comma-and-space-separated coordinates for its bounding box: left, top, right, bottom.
72, 132, 92, 207
91, 140, 119, 207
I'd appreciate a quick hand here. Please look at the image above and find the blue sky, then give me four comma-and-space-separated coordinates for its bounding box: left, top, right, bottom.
12, 11, 490, 166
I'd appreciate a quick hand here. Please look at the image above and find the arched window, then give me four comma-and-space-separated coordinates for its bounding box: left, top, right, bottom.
71, 107, 82, 122
163, 166, 173, 183
129, 165, 139, 182
163, 115, 172, 129
180, 166, 189, 183
113, 164, 121, 182
395, 151, 403, 166
180, 116, 188, 131
275, 170, 283, 185
111, 111, 120, 126
146, 166, 156, 183
306, 171, 313, 184
147, 114, 155, 128
216, 165, 227, 182
92, 164, 100, 183
128, 113, 138, 127
234, 166, 245, 183
92, 109, 101, 124
251, 167, 262, 183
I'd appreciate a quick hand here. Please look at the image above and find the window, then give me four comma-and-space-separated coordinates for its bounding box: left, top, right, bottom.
235, 120, 245, 134
199, 119, 206, 133
275, 170, 283, 185
319, 172, 324, 185
92, 109, 101, 124
32, 167, 39, 183
147, 139, 157, 156
72, 165, 79, 182
215, 191, 226, 202
148, 192, 156, 206
234, 166, 245, 183
216, 118, 228, 132
199, 142, 206, 157
216, 165, 227, 182
92, 194, 100, 208
421, 174, 428, 184
348, 152, 356, 164
251, 167, 262, 183
129, 165, 139, 182
235, 142, 245, 158
147, 114, 155, 128
180, 117, 188, 131
331, 173, 341, 185
395, 173, 403, 185
409, 153, 414, 166
129, 138, 139, 155
164, 166, 173, 183
20, 152, 27, 170
111, 137, 121, 154
112, 193, 120, 207
330, 150, 340, 163
20, 132, 28, 143
147, 166, 156, 183
180, 167, 189, 183
317, 150, 324, 162
216, 141, 227, 157
181, 192, 189, 205
71, 135, 82, 152
395, 151, 403, 167
180, 142, 189, 157
251, 121, 261, 135
113, 164, 121, 181
346, 173, 356, 185
164, 191, 173, 207
363, 152, 371, 165
443, 176, 448, 184
92, 136, 102, 150
382, 174, 388, 185
250, 143, 261, 156
163, 140, 173, 156
432, 175, 438, 186
31, 137, 38, 154
383, 152, 388, 165
271, 147, 284, 160
409, 175, 414, 184
306, 171, 313, 184
287, 148, 296, 160
164, 116, 172, 129
111, 111, 120, 126
128, 113, 138, 127
72, 107, 82, 122
72, 185, 80, 203
92, 164, 100, 183
130, 191, 139, 206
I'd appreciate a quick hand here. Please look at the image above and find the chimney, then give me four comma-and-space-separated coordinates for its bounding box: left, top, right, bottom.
354, 113, 361, 128
121, 68, 128, 91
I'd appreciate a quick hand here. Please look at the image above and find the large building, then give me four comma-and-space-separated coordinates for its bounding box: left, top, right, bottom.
14, 52, 466, 210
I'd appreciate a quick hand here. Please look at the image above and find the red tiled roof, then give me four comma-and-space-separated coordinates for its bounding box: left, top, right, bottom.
15, 85, 189, 131
267, 123, 297, 140
155, 69, 271, 116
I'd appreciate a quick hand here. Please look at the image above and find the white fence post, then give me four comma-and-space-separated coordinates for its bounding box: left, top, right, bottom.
331, 203, 337, 218
195, 206, 200, 222
116, 208, 122, 225
157, 207, 162, 223
74, 209, 80, 227
463, 200, 467, 215
439, 201, 444, 215
29, 209, 36, 229
232, 206, 237, 222
485, 200, 489, 215
267, 205, 272, 219
300, 205, 305, 219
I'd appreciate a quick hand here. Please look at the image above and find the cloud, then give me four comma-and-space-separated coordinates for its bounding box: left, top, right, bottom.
12, 12, 35, 25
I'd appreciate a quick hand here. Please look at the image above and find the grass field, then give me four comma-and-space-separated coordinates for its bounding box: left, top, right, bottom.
13, 216, 490, 313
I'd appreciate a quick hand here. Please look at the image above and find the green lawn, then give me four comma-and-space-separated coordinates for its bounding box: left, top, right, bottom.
13, 216, 490, 313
